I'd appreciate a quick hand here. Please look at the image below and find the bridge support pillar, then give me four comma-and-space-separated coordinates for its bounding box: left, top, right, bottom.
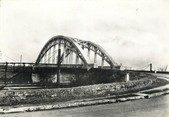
76, 54, 79, 64
66, 54, 69, 64
101, 57, 104, 68
46, 51, 49, 63
94, 51, 97, 63
44, 53, 47, 63
48, 48, 51, 64
87, 48, 90, 58
71, 52, 73, 64
69, 51, 73, 64
63, 44, 66, 64
53, 45, 56, 63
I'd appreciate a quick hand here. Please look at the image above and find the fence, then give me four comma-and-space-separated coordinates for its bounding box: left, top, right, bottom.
0, 62, 34, 87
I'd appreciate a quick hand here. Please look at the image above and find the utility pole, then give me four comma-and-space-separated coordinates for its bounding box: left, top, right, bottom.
57, 43, 61, 87
150, 63, 152, 71
4, 62, 8, 86
20, 55, 22, 63
0, 51, 2, 60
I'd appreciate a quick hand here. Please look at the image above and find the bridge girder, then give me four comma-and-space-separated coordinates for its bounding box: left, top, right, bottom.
35, 35, 119, 69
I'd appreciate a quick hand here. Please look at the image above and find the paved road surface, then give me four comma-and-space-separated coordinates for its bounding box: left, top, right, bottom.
154, 73, 169, 80
1, 94, 169, 117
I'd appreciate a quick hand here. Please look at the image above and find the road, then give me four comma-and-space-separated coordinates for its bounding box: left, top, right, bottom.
154, 73, 169, 81
1, 94, 169, 117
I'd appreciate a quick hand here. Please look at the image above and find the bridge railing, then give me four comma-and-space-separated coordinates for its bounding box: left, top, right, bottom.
34, 63, 95, 69
0, 62, 34, 66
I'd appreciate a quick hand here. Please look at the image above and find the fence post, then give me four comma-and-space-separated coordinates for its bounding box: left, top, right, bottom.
125, 72, 130, 82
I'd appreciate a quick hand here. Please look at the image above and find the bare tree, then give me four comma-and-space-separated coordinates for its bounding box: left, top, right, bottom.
157, 65, 168, 72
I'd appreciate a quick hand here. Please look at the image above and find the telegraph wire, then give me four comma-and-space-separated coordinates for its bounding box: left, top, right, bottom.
1, 52, 17, 62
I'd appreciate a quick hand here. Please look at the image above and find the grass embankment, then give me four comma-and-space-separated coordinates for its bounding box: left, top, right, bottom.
0, 76, 160, 106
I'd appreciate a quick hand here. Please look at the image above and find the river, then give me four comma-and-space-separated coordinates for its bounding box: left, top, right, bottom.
1, 94, 169, 117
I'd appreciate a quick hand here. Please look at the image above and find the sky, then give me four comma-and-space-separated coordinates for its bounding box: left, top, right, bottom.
0, 0, 169, 70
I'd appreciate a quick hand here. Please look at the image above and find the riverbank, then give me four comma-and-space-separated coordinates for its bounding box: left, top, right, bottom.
0, 74, 168, 114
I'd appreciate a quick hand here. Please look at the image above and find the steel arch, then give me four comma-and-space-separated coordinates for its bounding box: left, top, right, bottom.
35, 35, 119, 69
35, 35, 92, 65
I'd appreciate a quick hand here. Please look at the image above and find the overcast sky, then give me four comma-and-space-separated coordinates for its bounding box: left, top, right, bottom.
0, 0, 169, 70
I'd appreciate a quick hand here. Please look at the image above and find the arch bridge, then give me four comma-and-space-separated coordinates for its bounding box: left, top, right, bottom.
35, 35, 120, 70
